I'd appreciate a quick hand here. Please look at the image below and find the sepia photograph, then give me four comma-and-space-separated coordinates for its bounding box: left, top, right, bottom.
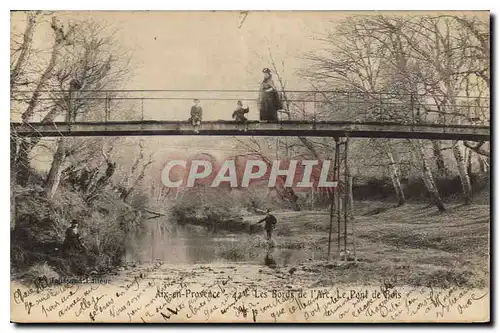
9, 10, 490, 323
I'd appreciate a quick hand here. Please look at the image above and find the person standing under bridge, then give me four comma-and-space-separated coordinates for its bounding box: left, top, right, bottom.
189, 99, 203, 133
258, 68, 282, 121
256, 209, 278, 242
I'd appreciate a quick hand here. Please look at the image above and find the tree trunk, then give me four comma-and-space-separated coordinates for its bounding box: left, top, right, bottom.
10, 170, 16, 230
298, 136, 336, 200
21, 17, 66, 122
421, 158, 446, 211
478, 154, 487, 174
282, 185, 301, 211
20, 107, 62, 155
16, 17, 66, 183
10, 12, 38, 92
385, 150, 406, 206
431, 141, 447, 177
466, 148, 473, 176
260, 154, 301, 211
410, 140, 446, 211
45, 139, 66, 199
14, 108, 62, 185
14, 139, 31, 186
452, 141, 473, 205
10, 137, 17, 229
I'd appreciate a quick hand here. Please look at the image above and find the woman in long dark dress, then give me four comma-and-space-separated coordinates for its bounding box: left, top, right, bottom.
258, 68, 282, 121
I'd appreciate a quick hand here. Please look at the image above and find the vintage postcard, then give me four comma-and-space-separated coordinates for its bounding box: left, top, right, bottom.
10, 10, 490, 323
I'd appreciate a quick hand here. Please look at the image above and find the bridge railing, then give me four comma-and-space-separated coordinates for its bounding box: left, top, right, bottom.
10, 90, 490, 127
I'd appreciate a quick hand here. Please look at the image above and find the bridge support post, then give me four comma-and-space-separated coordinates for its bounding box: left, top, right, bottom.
337, 140, 342, 262
343, 135, 356, 264
343, 137, 348, 264
326, 136, 356, 265
327, 137, 339, 261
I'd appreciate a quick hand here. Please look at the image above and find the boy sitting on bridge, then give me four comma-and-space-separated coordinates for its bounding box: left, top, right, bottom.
189, 99, 203, 133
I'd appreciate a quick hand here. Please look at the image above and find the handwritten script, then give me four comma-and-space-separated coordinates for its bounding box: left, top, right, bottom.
11, 264, 490, 323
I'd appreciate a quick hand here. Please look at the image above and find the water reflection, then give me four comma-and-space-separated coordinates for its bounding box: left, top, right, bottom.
264, 252, 277, 269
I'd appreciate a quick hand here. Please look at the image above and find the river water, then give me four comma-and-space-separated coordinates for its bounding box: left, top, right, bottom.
125, 218, 324, 267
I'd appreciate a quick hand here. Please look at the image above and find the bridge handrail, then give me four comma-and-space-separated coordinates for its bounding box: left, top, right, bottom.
10, 89, 490, 127
10, 89, 491, 100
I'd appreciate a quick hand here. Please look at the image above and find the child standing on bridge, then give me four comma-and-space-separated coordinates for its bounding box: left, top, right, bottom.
189, 99, 203, 133
232, 100, 249, 131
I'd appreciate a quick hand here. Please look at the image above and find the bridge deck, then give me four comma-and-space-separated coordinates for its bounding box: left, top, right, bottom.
11, 120, 490, 141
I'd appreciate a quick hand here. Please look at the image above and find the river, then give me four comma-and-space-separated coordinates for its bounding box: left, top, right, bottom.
124, 217, 324, 267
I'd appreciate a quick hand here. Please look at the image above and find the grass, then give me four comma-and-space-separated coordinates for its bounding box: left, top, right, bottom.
214, 237, 266, 261
19, 262, 60, 285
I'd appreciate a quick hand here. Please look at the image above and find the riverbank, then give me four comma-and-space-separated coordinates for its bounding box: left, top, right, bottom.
10, 202, 490, 323
13, 202, 489, 289
216, 202, 490, 288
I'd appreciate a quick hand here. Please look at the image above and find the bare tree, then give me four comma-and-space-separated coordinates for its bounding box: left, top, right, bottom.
376, 139, 406, 207
408, 140, 446, 211
44, 138, 66, 198
61, 139, 117, 202
373, 14, 489, 204
114, 140, 154, 203
234, 137, 301, 211
11, 13, 131, 198
302, 17, 408, 207
10, 11, 40, 93
398, 15, 480, 204
304, 13, 488, 208
12, 14, 73, 184
264, 46, 350, 206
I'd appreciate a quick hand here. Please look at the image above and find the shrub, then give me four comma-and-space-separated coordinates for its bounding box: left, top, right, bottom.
11, 183, 148, 276
215, 237, 266, 261
19, 262, 60, 286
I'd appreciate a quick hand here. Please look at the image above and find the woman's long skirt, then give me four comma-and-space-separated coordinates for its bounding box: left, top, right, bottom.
259, 91, 282, 121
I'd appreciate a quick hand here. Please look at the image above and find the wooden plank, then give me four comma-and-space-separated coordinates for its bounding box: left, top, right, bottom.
11, 120, 490, 141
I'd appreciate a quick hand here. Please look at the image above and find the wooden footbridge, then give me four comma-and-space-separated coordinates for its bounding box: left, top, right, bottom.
11, 89, 490, 141
11, 119, 489, 141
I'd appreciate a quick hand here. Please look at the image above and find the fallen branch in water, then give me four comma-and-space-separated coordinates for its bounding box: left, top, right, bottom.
144, 208, 166, 220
